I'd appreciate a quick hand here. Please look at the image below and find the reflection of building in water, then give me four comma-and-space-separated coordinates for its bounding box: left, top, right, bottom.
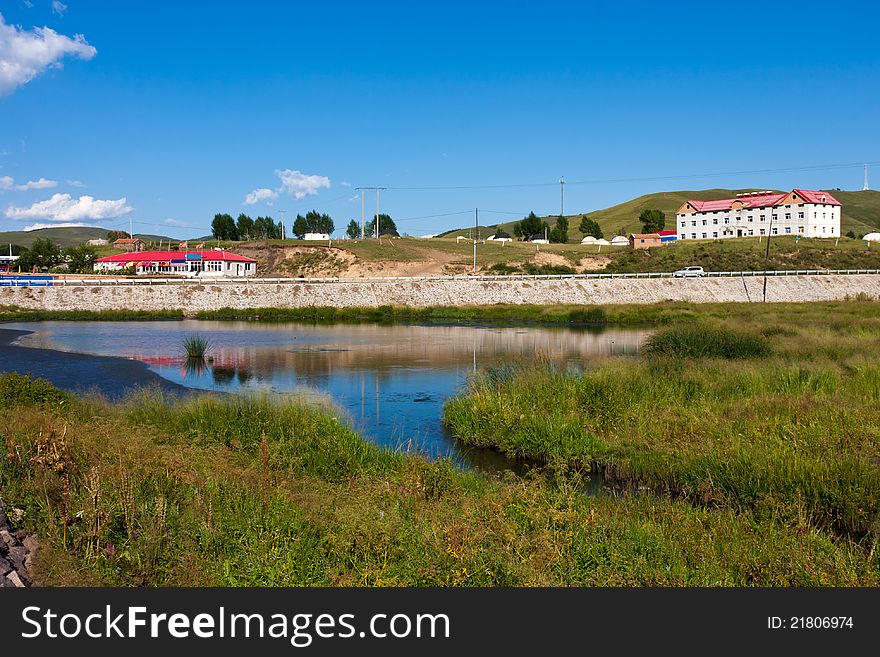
197, 324, 650, 383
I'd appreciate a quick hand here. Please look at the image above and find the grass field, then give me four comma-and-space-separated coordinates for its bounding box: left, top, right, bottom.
444, 302, 880, 547
1, 370, 876, 586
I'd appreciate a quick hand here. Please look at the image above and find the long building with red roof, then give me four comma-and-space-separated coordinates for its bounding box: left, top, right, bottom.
676, 189, 840, 241
94, 250, 257, 277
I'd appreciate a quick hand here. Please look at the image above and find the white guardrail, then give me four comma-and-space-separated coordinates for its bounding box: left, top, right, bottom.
3, 269, 880, 286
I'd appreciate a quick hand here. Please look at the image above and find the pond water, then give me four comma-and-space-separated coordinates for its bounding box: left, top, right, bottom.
3, 320, 649, 472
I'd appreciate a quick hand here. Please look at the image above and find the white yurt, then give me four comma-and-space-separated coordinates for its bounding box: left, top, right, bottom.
610, 235, 629, 246
594, 238, 611, 246
580, 236, 597, 244
862, 232, 880, 242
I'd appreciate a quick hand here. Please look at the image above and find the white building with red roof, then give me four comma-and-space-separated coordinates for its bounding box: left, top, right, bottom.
676, 189, 841, 241
94, 250, 257, 277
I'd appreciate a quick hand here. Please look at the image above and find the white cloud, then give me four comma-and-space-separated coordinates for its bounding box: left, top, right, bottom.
0, 175, 58, 191
0, 13, 96, 95
5, 193, 132, 221
23, 221, 93, 231
51, 1, 67, 16
66, 179, 84, 187
277, 169, 331, 199
163, 218, 187, 227
23, 2, 34, 9
244, 187, 278, 205
340, 181, 352, 187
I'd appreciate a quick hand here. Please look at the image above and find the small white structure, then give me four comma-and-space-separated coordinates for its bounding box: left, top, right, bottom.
0, 254, 19, 273
862, 232, 880, 242
86, 238, 108, 246
94, 250, 257, 277
594, 238, 611, 246
610, 235, 629, 246
676, 189, 841, 241
580, 236, 597, 245
303, 233, 330, 241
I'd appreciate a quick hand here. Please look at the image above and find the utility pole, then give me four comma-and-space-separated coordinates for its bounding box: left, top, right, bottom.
865, 164, 870, 191
473, 208, 478, 275
279, 209, 287, 240
355, 187, 386, 238
762, 215, 774, 303
559, 176, 565, 218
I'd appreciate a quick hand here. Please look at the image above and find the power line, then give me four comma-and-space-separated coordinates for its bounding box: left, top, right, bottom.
381, 160, 880, 192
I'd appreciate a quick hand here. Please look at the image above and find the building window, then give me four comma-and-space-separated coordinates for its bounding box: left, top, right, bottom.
702, 219, 707, 225
798, 212, 804, 219
702, 233, 707, 239
785, 227, 791, 234
712, 218, 718, 225
681, 221, 686, 227
760, 215, 765, 221
713, 232, 718, 238
691, 233, 696, 239
772, 227, 778, 235
691, 221, 696, 227
785, 213, 791, 220
798, 226, 804, 233
760, 229, 766, 235
772, 214, 778, 220
748, 229, 754, 236
724, 218, 730, 224
679, 234, 685, 239
748, 217, 753, 222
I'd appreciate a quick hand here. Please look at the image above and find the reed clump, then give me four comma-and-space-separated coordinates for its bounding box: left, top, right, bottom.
181, 334, 211, 360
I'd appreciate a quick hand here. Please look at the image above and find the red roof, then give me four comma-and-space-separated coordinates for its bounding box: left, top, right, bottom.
96, 250, 256, 264
793, 189, 840, 205
683, 189, 840, 212
656, 230, 677, 236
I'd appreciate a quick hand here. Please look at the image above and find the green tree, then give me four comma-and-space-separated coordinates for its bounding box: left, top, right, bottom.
236, 213, 254, 241
292, 210, 334, 238
846, 230, 856, 239
211, 213, 238, 240
17, 237, 62, 271
578, 216, 604, 239
364, 213, 397, 236
252, 216, 278, 240
63, 244, 98, 274
346, 220, 360, 239
639, 209, 666, 233
106, 230, 129, 241
514, 212, 548, 240
549, 216, 569, 243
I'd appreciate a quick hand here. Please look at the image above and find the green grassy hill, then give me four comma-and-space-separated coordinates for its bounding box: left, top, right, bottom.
438, 189, 880, 240
0, 226, 175, 249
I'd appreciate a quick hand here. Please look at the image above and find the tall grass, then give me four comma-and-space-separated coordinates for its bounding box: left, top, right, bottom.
643, 323, 771, 359
181, 334, 210, 359
2, 373, 876, 586
445, 314, 880, 540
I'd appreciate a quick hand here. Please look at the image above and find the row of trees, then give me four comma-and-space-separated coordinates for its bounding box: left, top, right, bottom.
12, 237, 97, 274
345, 214, 398, 239
211, 213, 284, 241
509, 208, 667, 243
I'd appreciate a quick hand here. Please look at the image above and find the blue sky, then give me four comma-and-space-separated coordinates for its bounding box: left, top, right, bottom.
1, 0, 878, 238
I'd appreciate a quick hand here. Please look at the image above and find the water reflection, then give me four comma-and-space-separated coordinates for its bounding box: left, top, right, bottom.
7, 320, 651, 470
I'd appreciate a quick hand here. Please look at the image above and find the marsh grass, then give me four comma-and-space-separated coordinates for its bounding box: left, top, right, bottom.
181, 334, 210, 359
2, 374, 876, 586
445, 312, 880, 541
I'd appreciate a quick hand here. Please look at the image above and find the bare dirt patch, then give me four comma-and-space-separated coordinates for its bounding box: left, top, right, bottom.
577, 256, 612, 271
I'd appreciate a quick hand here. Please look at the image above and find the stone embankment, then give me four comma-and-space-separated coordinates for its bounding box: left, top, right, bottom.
3, 275, 880, 313
0, 493, 37, 587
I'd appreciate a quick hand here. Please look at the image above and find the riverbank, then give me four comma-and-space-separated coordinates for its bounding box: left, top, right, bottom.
0, 328, 191, 400
0, 372, 874, 586
3, 274, 880, 313
6, 298, 880, 326
444, 308, 880, 543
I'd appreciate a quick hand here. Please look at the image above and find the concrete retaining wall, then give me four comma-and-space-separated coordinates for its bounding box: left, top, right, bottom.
3, 275, 880, 313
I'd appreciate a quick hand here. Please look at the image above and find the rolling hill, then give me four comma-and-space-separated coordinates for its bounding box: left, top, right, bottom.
438, 189, 880, 240
0, 226, 176, 249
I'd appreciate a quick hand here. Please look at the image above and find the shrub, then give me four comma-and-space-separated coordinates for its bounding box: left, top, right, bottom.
0, 373, 69, 408
643, 324, 771, 359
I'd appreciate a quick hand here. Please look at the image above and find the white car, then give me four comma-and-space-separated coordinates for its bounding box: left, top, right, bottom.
673, 266, 705, 278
